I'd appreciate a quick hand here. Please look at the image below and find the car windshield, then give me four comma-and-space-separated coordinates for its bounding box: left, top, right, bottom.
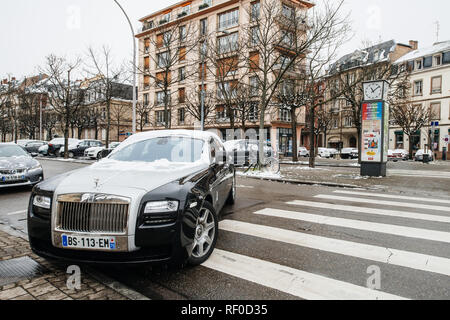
110, 137, 205, 163
0, 145, 29, 157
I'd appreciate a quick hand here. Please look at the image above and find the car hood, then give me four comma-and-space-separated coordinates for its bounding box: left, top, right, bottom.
54, 158, 210, 196
0, 156, 38, 170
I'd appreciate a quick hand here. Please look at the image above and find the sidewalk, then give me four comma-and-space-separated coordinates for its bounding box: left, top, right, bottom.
0, 228, 131, 301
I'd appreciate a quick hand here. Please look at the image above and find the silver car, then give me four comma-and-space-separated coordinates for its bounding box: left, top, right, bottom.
0, 143, 44, 188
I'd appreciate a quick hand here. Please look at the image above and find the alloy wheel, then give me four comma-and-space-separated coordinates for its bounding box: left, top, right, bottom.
192, 208, 216, 259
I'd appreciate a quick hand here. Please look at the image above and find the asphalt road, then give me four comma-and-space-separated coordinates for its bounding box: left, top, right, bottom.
1, 159, 450, 300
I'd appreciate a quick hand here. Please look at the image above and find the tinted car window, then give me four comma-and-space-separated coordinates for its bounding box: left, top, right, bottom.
110, 137, 204, 163
0, 145, 29, 157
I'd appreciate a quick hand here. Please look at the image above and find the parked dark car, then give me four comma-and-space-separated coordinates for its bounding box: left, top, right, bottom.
223, 139, 274, 167
47, 138, 80, 157
60, 140, 103, 158
24, 141, 47, 156
0, 143, 44, 188
28, 130, 235, 266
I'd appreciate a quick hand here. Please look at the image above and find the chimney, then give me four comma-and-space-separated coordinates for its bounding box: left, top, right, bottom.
409, 40, 418, 50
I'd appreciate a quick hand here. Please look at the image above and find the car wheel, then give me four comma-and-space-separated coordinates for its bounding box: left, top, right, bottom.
226, 175, 236, 205
97, 152, 103, 160
68, 152, 75, 159
188, 201, 218, 266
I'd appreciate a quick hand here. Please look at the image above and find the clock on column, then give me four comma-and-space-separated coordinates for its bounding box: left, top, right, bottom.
363, 81, 389, 101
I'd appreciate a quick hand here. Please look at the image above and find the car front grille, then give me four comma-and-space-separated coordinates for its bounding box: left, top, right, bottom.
56, 194, 130, 234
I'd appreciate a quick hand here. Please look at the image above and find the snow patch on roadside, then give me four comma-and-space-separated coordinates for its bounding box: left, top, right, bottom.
237, 170, 283, 180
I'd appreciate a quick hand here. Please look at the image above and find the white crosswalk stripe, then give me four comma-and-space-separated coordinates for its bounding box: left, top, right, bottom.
287, 200, 450, 224
203, 249, 407, 300
315, 194, 450, 212
255, 208, 450, 243
219, 220, 450, 277
333, 190, 450, 205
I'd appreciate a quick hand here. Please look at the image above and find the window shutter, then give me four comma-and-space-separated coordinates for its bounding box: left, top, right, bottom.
249, 52, 260, 71
179, 47, 186, 61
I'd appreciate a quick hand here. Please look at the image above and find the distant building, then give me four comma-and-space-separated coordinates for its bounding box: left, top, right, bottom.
391, 41, 450, 159
324, 40, 415, 150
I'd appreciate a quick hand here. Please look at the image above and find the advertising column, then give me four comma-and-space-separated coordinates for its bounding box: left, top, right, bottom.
361, 101, 388, 176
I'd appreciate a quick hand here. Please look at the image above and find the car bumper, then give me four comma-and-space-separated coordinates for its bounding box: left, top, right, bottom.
0, 170, 44, 188
27, 204, 190, 265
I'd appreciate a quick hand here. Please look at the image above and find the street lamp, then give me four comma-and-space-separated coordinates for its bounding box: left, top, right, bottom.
113, 0, 137, 134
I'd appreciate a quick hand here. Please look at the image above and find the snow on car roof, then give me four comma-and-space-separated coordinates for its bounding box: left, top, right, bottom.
124, 130, 220, 144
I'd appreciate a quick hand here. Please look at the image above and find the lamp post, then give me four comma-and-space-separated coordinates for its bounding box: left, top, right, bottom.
113, 0, 137, 134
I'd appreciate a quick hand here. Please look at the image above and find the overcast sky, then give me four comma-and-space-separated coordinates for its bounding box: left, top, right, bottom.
1, 0, 449, 80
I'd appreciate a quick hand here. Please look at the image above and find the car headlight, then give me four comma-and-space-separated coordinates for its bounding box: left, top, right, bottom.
144, 200, 179, 214
33, 195, 51, 210
29, 164, 42, 171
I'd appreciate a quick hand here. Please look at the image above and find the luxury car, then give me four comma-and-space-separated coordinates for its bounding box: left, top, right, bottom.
47, 138, 81, 157
28, 130, 235, 266
85, 142, 121, 160
60, 139, 103, 158
0, 143, 44, 188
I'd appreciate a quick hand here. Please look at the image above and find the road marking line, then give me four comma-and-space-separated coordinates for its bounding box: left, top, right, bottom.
287, 200, 450, 224
6, 210, 27, 216
255, 208, 450, 244
204, 248, 406, 300
333, 190, 450, 205
219, 220, 450, 277
315, 195, 450, 212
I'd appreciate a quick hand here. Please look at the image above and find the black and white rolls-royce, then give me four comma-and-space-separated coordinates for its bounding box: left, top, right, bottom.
28, 130, 236, 266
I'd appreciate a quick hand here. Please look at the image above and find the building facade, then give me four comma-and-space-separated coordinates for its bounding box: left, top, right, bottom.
324, 40, 415, 150
390, 41, 450, 159
136, 0, 314, 156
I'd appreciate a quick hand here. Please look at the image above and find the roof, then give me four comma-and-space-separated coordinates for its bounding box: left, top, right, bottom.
395, 40, 450, 64
328, 40, 398, 75
125, 130, 220, 145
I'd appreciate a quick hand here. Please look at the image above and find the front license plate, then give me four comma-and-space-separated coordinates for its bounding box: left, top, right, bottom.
1, 174, 25, 182
62, 235, 117, 250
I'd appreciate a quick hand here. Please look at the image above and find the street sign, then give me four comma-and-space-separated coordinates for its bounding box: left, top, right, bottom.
431, 121, 439, 127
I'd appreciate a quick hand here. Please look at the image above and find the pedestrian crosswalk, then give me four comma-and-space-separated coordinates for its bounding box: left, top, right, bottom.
200, 189, 450, 300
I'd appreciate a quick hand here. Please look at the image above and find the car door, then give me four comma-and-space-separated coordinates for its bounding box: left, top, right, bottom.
209, 138, 229, 212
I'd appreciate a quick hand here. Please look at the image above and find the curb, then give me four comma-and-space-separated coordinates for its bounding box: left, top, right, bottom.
0, 223, 150, 301
280, 161, 361, 169
239, 174, 370, 189
37, 157, 94, 165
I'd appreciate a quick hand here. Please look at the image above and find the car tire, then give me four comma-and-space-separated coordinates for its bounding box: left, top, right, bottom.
97, 152, 103, 160
188, 201, 218, 266
68, 152, 75, 159
226, 174, 236, 205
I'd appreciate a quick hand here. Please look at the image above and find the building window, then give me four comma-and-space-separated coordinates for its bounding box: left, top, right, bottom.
248, 102, 259, 122
217, 81, 237, 100
443, 51, 450, 64
332, 118, 339, 129
143, 75, 150, 89
216, 106, 228, 120
434, 55, 442, 66
143, 93, 149, 106
279, 108, 291, 122
282, 4, 295, 19
218, 8, 239, 31
156, 91, 170, 106
179, 67, 186, 81
416, 60, 422, 70
430, 102, 441, 120
249, 76, 258, 96
395, 131, 404, 149
414, 80, 423, 96
157, 51, 169, 68
423, 56, 432, 68
178, 108, 185, 125
144, 38, 150, 53
250, 27, 260, 46
218, 32, 239, 54
344, 116, 353, 127
155, 110, 169, 126
178, 88, 186, 103
251, 1, 260, 21
431, 76, 442, 94
200, 18, 208, 36
179, 25, 187, 42
281, 30, 295, 47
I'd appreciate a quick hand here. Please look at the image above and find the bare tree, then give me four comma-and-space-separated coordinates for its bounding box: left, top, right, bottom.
239, 0, 349, 166
86, 46, 126, 147
183, 86, 216, 126
136, 101, 155, 132
0, 77, 17, 142
39, 55, 83, 158
42, 112, 59, 141
315, 103, 334, 149
234, 84, 260, 136
110, 102, 131, 141
140, 20, 199, 129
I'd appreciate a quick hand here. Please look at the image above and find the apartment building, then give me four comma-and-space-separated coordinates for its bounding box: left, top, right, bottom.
324, 40, 414, 150
136, 0, 314, 156
390, 41, 450, 159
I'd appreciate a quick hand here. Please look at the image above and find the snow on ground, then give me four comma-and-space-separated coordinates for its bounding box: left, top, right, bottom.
237, 170, 283, 180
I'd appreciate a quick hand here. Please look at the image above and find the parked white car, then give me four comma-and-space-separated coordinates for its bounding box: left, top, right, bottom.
393, 149, 409, 161
317, 148, 331, 158
298, 147, 310, 157
85, 142, 121, 160
340, 148, 359, 159
414, 149, 433, 162
327, 148, 339, 158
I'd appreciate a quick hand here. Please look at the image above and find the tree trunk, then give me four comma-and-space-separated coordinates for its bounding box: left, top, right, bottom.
291, 108, 298, 162
106, 99, 111, 148
408, 134, 414, 160
357, 127, 362, 164
309, 105, 316, 168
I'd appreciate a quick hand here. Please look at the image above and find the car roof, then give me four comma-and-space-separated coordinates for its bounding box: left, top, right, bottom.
125, 130, 221, 144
